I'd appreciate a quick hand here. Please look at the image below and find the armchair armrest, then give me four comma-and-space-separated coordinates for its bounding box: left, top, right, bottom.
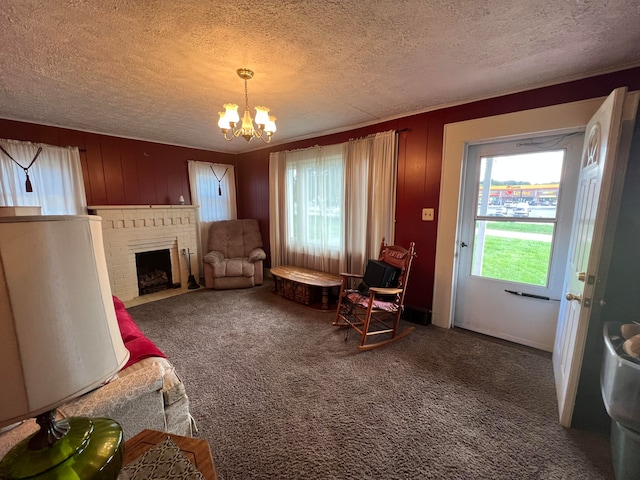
0, 361, 168, 458
123, 356, 186, 406
248, 247, 266, 262
203, 250, 224, 265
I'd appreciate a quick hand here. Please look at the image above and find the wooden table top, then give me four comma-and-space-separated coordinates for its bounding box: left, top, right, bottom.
124, 429, 217, 480
270, 265, 342, 287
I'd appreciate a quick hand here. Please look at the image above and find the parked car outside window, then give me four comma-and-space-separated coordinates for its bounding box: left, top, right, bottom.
513, 203, 530, 217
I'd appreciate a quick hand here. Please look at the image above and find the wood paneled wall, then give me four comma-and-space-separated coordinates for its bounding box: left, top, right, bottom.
2, 67, 640, 318
0, 120, 236, 206
236, 67, 640, 318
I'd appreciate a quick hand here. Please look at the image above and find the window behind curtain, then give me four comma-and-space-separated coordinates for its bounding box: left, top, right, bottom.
270, 130, 397, 275
188, 160, 237, 277
188, 161, 237, 222
285, 147, 344, 256
0, 139, 86, 215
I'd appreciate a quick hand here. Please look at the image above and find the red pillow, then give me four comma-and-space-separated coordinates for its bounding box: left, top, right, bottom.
112, 296, 166, 370
380, 247, 408, 270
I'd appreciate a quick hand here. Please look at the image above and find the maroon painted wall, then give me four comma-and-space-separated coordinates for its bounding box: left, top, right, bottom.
236, 67, 640, 317
2, 66, 640, 318
0, 120, 236, 206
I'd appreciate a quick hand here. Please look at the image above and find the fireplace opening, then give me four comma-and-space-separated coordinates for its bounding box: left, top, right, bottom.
135, 249, 177, 296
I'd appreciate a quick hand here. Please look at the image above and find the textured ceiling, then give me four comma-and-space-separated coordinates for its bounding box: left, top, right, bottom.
2, 1, 640, 154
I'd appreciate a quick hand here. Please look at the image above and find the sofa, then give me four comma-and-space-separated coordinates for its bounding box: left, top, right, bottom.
203, 218, 266, 289
0, 296, 194, 459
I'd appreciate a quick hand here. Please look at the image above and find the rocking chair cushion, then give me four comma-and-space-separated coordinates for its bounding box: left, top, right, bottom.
380, 247, 409, 270
345, 291, 399, 313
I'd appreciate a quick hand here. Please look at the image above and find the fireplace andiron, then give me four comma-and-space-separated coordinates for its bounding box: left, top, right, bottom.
182, 248, 200, 289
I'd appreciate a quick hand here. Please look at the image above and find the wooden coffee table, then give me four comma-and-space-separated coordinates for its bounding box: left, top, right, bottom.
123, 429, 217, 480
270, 265, 342, 310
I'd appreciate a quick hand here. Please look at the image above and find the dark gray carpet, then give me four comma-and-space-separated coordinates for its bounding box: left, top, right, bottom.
128, 281, 614, 479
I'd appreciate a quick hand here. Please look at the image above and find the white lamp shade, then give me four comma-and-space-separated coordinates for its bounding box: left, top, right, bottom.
254, 106, 270, 127
217, 112, 231, 130
265, 115, 277, 134
0, 215, 129, 428
223, 103, 240, 124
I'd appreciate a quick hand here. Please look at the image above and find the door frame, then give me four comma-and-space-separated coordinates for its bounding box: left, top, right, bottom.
453, 137, 582, 351
433, 97, 605, 329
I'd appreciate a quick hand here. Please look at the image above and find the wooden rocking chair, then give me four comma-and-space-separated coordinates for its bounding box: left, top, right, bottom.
333, 239, 417, 351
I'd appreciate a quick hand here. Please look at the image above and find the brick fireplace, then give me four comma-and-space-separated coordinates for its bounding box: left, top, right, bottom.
88, 205, 199, 302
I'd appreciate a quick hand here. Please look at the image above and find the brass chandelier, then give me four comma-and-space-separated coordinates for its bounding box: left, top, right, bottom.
218, 68, 277, 143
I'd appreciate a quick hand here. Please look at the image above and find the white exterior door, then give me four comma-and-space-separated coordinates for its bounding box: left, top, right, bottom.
553, 87, 639, 427
454, 134, 582, 351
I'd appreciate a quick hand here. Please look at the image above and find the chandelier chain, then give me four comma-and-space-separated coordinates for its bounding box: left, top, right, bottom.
244, 78, 249, 111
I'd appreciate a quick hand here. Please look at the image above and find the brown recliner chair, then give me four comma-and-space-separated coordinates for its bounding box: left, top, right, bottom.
203, 219, 266, 289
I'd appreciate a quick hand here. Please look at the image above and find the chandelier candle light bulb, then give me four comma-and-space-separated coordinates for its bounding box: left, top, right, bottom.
218, 68, 276, 143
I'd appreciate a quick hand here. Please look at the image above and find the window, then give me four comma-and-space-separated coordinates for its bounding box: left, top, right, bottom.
188, 161, 237, 222
285, 145, 344, 254
472, 150, 565, 286
270, 130, 397, 274
0, 139, 86, 214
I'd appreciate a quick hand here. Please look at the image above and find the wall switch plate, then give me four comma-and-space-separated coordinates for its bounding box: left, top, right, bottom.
422, 208, 435, 221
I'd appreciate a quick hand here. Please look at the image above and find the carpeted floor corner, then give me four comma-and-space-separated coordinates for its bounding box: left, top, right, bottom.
128, 281, 614, 480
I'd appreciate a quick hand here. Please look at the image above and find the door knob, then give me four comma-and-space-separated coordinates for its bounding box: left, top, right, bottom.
578, 272, 586, 282
565, 292, 582, 303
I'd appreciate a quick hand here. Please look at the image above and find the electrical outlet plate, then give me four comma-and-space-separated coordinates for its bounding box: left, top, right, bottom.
422, 208, 434, 221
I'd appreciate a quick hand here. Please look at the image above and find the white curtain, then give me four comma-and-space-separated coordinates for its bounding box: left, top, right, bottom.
188, 160, 237, 275
343, 130, 397, 272
269, 130, 397, 275
0, 139, 86, 214
286, 144, 344, 272
269, 151, 287, 268
368, 130, 397, 253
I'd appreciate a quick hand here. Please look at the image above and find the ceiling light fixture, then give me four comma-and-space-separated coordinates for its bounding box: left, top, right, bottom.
218, 68, 277, 143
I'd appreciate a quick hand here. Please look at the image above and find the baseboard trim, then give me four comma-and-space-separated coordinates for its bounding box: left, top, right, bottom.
402, 305, 431, 325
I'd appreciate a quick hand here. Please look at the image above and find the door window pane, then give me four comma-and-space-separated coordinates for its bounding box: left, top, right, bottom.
471, 150, 564, 287
477, 151, 564, 219
472, 220, 555, 285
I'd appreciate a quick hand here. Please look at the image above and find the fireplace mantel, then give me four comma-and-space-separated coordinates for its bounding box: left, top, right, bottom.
88, 205, 198, 210
88, 205, 199, 301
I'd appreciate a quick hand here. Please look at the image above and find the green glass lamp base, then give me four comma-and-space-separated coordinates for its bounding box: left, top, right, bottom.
0, 417, 124, 480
